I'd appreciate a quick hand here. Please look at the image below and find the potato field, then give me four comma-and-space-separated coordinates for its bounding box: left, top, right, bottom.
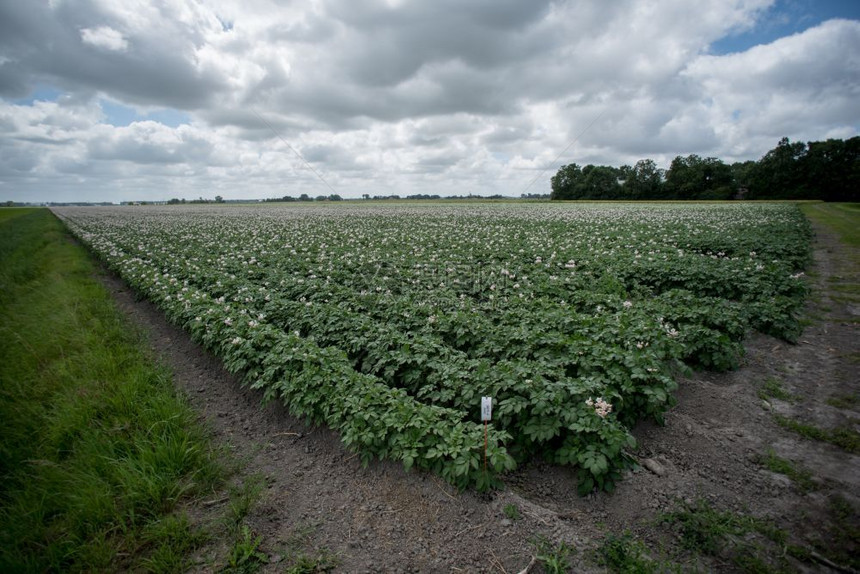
54, 203, 811, 494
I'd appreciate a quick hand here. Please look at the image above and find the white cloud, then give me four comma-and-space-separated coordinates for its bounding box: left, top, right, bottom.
0, 0, 858, 202
80, 26, 129, 51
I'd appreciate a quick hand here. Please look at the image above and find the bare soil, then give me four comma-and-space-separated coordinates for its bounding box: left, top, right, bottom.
100, 219, 859, 573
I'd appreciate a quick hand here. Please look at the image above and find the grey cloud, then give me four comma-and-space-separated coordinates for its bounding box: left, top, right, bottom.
1, 1, 859, 203
0, 1, 228, 108
325, 0, 555, 87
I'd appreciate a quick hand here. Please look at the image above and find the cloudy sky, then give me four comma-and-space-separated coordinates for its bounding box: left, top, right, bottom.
1, 0, 859, 203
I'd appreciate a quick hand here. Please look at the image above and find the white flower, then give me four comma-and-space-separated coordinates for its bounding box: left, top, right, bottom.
587, 397, 613, 418
623, 300, 633, 308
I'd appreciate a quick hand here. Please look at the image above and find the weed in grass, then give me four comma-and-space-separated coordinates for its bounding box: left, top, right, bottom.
532, 536, 575, 574
823, 495, 860, 569
659, 499, 790, 573
773, 415, 860, 453
503, 503, 521, 521
275, 522, 339, 573
141, 513, 209, 574
284, 549, 339, 574
224, 474, 266, 533
759, 450, 819, 492
595, 531, 678, 573
758, 378, 796, 402
222, 524, 267, 574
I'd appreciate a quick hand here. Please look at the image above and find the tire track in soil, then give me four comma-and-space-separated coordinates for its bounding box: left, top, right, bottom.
98, 217, 858, 573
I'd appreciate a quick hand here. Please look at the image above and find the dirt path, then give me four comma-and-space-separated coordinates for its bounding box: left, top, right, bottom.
100, 216, 859, 573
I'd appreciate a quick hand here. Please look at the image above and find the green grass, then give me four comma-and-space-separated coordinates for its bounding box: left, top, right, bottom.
758, 377, 797, 403
827, 392, 859, 409
0, 206, 37, 223
503, 503, 521, 521
759, 449, 818, 492
532, 537, 575, 574
823, 495, 860, 569
0, 209, 222, 571
276, 522, 339, 574
773, 415, 860, 453
801, 202, 860, 248
595, 531, 679, 573
222, 524, 268, 574
659, 500, 788, 573
223, 474, 266, 534
283, 550, 339, 574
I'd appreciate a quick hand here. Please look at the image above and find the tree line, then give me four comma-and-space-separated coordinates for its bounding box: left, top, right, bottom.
550, 136, 859, 202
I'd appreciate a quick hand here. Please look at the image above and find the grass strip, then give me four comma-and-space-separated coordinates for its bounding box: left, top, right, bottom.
800, 202, 860, 248
759, 449, 819, 492
0, 209, 222, 572
773, 415, 860, 454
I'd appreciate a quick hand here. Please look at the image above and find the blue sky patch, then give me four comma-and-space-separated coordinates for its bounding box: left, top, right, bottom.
710, 0, 860, 54
100, 100, 190, 127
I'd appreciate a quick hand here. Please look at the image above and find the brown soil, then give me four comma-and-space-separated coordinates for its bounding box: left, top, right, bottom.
100, 219, 859, 573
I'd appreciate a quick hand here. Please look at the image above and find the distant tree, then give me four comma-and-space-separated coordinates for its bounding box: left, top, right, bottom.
167, 198, 182, 205
362, 194, 370, 200
550, 163, 583, 199
214, 195, 224, 203
622, 159, 664, 199
804, 137, 860, 202
664, 155, 734, 200
581, 165, 622, 199
730, 160, 757, 188
547, 136, 857, 202
298, 194, 312, 202
551, 163, 622, 199
746, 137, 809, 199
329, 194, 343, 201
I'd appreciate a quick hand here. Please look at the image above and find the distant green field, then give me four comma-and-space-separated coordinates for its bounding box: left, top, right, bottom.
0, 207, 37, 223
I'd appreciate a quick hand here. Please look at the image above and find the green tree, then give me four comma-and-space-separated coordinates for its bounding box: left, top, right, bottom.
550, 163, 583, 200
581, 165, 622, 199
804, 137, 860, 202
747, 137, 809, 199
664, 155, 734, 200
622, 159, 664, 199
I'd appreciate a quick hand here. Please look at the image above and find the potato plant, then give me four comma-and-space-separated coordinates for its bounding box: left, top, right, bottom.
56, 202, 811, 493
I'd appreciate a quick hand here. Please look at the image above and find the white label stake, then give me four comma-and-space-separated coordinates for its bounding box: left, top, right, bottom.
481, 396, 493, 472
481, 396, 493, 421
